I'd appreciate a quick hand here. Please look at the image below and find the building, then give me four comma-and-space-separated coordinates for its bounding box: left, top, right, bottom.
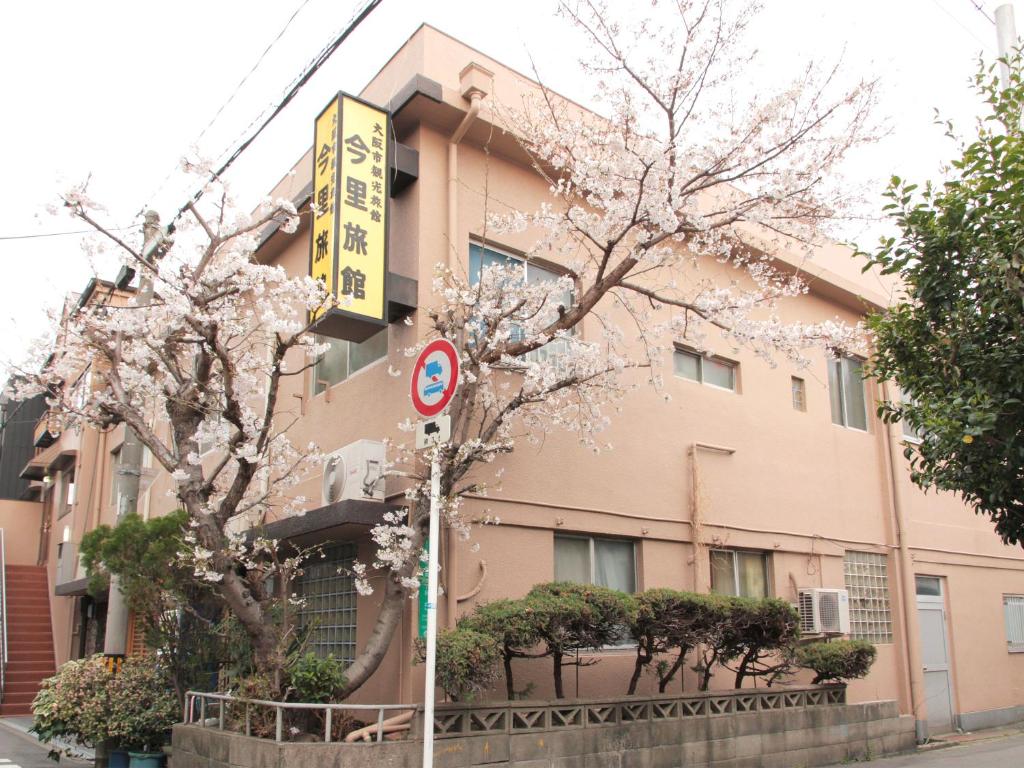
13, 24, 1024, 738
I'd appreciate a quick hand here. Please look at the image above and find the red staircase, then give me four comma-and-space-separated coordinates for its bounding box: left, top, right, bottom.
1, 565, 55, 716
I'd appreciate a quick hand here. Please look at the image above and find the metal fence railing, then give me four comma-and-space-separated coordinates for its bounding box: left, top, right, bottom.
183, 691, 417, 744
0, 528, 8, 701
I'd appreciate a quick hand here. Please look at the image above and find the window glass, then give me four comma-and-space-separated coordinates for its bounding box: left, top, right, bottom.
703, 358, 735, 390
710, 550, 737, 595
673, 349, 700, 382
1004, 595, 1024, 652
842, 357, 867, 430
915, 576, 942, 597
554, 536, 591, 584
828, 359, 845, 425
594, 538, 636, 593
737, 552, 768, 598
843, 551, 893, 643
554, 534, 635, 593
791, 376, 806, 411
296, 543, 358, 662
312, 329, 387, 395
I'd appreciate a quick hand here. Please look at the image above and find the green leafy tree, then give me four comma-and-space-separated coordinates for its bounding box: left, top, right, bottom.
105, 657, 179, 753
627, 589, 720, 695
460, 599, 544, 699
79, 511, 221, 702
416, 628, 503, 702
524, 582, 633, 699
796, 639, 877, 685
866, 56, 1024, 545
721, 598, 801, 688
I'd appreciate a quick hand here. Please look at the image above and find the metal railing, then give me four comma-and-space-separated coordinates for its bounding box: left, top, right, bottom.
0, 528, 8, 701
183, 691, 417, 744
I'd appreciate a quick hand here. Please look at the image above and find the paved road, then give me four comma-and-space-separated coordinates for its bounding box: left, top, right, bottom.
0, 721, 88, 768
837, 733, 1024, 767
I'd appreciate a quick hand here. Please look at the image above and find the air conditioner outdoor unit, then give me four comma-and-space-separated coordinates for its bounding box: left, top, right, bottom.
321, 440, 385, 505
798, 588, 851, 635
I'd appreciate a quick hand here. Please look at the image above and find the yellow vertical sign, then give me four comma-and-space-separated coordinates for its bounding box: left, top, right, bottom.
336, 95, 388, 322
309, 96, 340, 321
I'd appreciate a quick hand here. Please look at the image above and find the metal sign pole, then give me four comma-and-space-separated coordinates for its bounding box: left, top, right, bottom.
421, 446, 442, 768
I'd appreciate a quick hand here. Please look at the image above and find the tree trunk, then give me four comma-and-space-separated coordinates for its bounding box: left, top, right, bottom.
734, 652, 754, 689
337, 569, 410, 698
553, 651, 565, 699
504, 652, 516, 700
627, 646, 650, 696
658, 652, 687, 693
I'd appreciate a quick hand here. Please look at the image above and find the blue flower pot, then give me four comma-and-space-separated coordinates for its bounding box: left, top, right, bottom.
109, 750, 129, 768
127, 752, 165, 768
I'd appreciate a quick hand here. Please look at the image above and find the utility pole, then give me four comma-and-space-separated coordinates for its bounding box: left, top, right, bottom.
997, 3, 1018, 90
102, 210, 162, 658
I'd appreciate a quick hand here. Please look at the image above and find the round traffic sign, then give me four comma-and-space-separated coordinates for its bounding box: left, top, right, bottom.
410, 338, 460, 418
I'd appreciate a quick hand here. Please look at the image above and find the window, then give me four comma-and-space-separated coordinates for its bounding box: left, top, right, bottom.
843, 551, 893, 643
58, 471, 75, 518
710, 549, 769, 598
312, 328, 387, 395
468, 243, 572, 359
554, 534, 636, 593
791, 376, 806, 411
673, 348, 737, 391
828, 356, 867, 430
296, 543, 359, 662
900, 391, 924, 443
1004, 595, 1024, 653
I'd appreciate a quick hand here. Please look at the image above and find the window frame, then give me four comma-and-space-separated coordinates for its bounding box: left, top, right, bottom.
673, 346, 739, 393
468, 241, 575, 360
311, 328, 388, 397
843, 550, 894, 644
791, 376, 807, 412
828, 355, 868, 431
899, 390, 924, 444
1005, 595, 1024, 653
709, 548, 771, 598
553, 533, 638, 594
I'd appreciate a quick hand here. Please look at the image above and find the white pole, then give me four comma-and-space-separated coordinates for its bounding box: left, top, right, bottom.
421, 448, 441, 768
997, 4, 1018, 90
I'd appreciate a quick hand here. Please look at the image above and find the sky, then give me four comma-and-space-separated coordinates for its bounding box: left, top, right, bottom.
0, 0, 1014, 370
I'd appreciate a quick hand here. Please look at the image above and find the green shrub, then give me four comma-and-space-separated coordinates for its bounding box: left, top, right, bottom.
287, 653, 347, 703
426, 628, 503, 701
722, 597, 801, 688
106, 657, 179, 753
31, 655, 112, 755
628, 590, 722, 695
524, 582, 633, 699
460, 599, 542, 699
796, 640, 877, 684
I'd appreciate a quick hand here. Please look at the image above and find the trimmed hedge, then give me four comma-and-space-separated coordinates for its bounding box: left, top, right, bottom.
796, 639, 878, 684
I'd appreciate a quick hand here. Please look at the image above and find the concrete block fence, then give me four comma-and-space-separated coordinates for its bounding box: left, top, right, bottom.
172, 685, 915, 768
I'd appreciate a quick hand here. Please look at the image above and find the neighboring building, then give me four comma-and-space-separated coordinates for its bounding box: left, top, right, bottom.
15, 24, 1024, 738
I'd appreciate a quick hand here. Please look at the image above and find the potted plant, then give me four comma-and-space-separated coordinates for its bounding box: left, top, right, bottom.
31, 655, 112, 761
106, 657, 179, 768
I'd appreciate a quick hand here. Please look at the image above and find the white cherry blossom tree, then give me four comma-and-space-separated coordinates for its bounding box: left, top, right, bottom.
338, 0, 876, 696
12, 0, 878, 699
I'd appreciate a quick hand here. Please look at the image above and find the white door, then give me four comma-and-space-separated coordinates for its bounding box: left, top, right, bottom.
916, 576, 955, 734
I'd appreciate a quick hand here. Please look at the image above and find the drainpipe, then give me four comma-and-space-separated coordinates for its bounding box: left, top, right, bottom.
879, 381, 928, 743
444, 63, 491, 629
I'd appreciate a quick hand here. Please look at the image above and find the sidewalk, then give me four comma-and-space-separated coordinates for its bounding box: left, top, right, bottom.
0, 718, 93, 762
0, 718, 90, 768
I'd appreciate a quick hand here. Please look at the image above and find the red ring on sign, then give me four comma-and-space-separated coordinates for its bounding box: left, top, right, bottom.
410, 338, 460, 418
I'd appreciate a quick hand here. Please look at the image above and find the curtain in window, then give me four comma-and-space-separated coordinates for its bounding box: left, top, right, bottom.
710, 550, 736, 595
737, 552, 768, 598
554, 536, 590, 583
828, 359, 845, 425
594, 539, 635, 593
842, 358, 868, 430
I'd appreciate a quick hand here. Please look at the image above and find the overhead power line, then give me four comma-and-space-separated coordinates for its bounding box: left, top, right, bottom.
0, 224, 141, 242
968, 0, 996, 25
171, 0, 385, 226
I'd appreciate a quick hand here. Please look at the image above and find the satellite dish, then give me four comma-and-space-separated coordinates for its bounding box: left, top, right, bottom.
322, 452, 347, 505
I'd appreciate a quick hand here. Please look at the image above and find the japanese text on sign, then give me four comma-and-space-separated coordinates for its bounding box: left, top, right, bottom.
309, 98, 340, 320
336, 96, 388, 321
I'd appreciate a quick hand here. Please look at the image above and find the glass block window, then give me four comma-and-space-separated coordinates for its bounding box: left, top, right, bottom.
296, 543, 358, 662
843, 551, 893, 643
